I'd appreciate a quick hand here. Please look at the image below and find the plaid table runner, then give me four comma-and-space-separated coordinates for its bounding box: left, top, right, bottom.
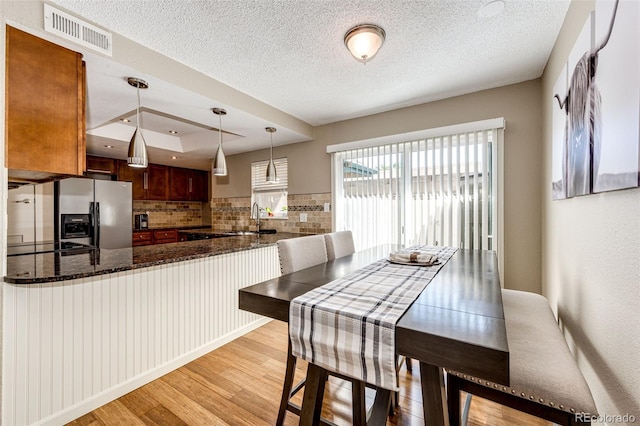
289, 245, 457, 390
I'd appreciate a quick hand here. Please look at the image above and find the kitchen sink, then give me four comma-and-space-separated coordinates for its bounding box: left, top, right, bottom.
223, 229, 277, 236
223, 231, 259, 236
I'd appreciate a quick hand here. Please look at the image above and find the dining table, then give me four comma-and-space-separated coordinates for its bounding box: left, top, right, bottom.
238, 244, 509, 426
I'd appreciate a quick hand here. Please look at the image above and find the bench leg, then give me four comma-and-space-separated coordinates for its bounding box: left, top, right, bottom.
352, 380, 366, 426
446, 373, 461, 426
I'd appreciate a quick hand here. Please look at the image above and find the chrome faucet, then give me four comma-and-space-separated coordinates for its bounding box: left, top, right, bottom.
252, 202, 260, 232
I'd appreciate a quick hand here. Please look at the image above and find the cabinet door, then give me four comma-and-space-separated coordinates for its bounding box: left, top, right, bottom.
191, 170, 209, 201
170, 167, 191, 201
6, 27, 85, 176
146, 164, 169, 200
153, 229, 178, 244
133, 231, 152, 246
86, 155, 117, 174
118, 161, 146, 200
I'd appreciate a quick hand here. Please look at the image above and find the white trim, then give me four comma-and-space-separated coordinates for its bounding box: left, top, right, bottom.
326, 118, 506, 153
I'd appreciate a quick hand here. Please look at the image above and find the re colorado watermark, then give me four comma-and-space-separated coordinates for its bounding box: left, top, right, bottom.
575, 412, 636, 423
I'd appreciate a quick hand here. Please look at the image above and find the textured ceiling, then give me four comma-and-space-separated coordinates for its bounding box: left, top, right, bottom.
48, 0, 570, 167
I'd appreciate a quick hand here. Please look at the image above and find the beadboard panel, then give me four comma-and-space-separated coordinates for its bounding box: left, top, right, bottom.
2, 246, 279, 425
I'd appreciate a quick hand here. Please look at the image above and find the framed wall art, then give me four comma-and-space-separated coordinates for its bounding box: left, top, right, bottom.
552, 0, 639, 200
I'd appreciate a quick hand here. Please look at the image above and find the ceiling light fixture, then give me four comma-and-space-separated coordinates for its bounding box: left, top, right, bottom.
104, 145, 113, 149
265, 127, 277, 182
169, 130, 178, 134
344, 24, 386, 64
126, 77, 149, 168
120, 118, 130, 123
212, 107, 228, 176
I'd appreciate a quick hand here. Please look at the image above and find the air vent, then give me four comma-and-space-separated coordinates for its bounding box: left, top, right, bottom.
44, 4, 112, 56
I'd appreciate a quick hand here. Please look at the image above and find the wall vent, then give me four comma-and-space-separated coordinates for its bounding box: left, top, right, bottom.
44, 4, 113, 56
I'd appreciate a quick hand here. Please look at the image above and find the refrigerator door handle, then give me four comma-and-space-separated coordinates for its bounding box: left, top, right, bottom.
95, 202, 100, 247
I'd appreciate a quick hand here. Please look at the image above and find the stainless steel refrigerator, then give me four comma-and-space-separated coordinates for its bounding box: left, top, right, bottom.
56, 178, 132, 249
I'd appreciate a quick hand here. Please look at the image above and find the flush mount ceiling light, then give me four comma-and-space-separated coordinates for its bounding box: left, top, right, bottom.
344, 24, 386, 64
126, 77, 149, 168
212, 107, 228, 176
265, 127, 277, 182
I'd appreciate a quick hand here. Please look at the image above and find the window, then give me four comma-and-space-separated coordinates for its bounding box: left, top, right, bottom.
330, 119, 504, 257
251, 158, 288, 219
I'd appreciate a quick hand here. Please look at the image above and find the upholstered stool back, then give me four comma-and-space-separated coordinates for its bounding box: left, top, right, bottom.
324, 230, 355, 261
277, 235, 328, 275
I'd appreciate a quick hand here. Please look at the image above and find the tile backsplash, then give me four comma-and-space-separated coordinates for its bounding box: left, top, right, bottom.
133, 200, 205, 228
211, 193, 331, 234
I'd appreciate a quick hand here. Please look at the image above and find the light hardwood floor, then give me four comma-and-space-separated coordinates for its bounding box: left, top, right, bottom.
67, 320, 550, 426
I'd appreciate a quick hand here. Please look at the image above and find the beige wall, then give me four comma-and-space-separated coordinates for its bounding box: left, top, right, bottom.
216, 80, 544, 293
541, 1, 640, 423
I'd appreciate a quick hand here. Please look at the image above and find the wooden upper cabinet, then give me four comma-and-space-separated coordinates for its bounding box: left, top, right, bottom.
170, 168, 209, 201
169, 167, 191, 201
146, 164, 169, 200
117, 161, 168, 201
117, 161, 146, 200
86, 155, 118, 175
191, 170, 209, 201
5, 26, 86, 177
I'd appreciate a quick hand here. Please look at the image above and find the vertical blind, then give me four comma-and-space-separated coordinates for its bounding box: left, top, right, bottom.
332, 125, 502, 252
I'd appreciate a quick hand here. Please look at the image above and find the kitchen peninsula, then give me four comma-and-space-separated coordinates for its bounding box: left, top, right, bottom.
3, 232, 299, 425
5, 230, 297, 283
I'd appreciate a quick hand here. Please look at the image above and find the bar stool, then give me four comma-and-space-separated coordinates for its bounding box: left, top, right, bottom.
276, 235, 368, 425
324, 230, 356, 261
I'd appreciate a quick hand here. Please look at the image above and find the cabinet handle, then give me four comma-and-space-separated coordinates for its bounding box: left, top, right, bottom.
144, 172, 148, 190
189, 177, 192, 193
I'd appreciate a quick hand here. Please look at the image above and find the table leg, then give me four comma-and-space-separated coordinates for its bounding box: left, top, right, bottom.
419, 361, 450, 426
300, 363, 328, 426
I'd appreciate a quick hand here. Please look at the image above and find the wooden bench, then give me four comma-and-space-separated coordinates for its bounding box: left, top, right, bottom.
447, 289, 598, 426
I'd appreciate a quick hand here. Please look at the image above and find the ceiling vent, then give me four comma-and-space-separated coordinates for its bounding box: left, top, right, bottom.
44, 4, 112, 56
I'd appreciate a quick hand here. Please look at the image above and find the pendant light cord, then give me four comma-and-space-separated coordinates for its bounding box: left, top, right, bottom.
219, 113, 223, 148
136, 83, 141, 129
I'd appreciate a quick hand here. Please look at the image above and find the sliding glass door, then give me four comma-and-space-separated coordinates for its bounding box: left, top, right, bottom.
332, 126, 500, 252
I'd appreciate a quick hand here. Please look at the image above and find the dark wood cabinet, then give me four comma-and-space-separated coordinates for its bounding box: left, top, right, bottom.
133, 229, 178, 246
170, 168, 209, 201
191, 170, 209, 201
169, 167, 191, 201
118, 161, 146, 199
118, 161, 169, 201
146, 164, 169, 200
6, 26, 86, 178
152, 229, 178, 244
133, 231, 152, 246
86, 155, 118, 175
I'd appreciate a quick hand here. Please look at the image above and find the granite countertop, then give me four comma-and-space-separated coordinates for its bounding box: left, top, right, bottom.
5, 232, 302, 285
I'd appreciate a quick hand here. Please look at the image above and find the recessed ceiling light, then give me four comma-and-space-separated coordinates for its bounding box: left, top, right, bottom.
169, 130, 178, 134
120, 118, 130, 123
104, 145, 114, 148
171, 156, 177, 160
478, 0, 504, 18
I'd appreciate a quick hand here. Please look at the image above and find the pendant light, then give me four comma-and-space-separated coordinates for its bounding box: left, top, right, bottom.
265, 127, 277, 182
212, 108, 228, 176
126, 77, 149, 168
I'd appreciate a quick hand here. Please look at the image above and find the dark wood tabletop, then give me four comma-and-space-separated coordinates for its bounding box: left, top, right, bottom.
238, 245, 509, 426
